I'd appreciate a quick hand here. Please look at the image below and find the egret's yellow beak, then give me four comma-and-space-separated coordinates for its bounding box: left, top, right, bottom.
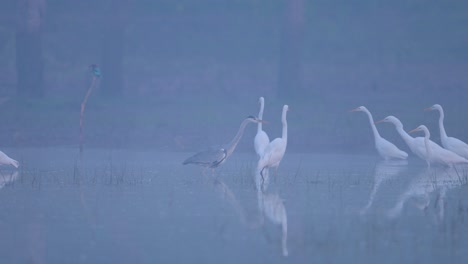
408, 128, 419, 134
374, 119, 384, 124
349, 108, 359, 112
423, 107, 432, 111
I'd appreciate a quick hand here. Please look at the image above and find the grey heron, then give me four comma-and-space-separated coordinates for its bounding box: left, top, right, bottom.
183, 115, 265, 172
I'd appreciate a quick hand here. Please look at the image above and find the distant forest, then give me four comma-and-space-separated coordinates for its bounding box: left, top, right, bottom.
1, 0, 468, 99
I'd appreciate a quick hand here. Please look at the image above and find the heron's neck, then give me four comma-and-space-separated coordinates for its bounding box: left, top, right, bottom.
438, 109, 448, 141
257, 102, 264, 132
226, 119, 251, 156
364, 109, 380, 141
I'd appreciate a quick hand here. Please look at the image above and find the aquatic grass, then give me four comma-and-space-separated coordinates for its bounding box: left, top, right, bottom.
13, 162, 148, 190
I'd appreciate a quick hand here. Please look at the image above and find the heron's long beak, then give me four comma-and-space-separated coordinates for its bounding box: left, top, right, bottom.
349, 108, 359, 112
374, 119, 384, 124
408, 128, 419, 134
423, 107, 432, 111
259, 120, 268, 124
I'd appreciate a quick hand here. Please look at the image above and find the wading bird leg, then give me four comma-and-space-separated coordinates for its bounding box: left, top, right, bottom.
260, 167, 266, 184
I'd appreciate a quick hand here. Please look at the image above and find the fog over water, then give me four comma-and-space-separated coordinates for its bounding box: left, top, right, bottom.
1, 1, 468, 263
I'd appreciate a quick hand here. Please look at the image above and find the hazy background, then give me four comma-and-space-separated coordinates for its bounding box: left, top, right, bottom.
1, 0, 468, 153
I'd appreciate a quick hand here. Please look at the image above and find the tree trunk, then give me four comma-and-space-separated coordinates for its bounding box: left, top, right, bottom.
101, 2, 126, 97
278, 0, 305, 98
16, 0, 46, 98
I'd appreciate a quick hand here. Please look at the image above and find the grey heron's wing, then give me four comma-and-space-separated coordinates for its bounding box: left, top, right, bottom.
183, 147, 227, 168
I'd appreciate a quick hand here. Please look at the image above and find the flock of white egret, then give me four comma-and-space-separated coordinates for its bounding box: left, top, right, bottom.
352, 104, 468, 167
3, 100, 465, 174
183, 100, 468, 180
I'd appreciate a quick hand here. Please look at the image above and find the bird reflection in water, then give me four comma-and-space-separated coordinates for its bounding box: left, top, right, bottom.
387, 166, 466, 221
257, 189, 288, 256
203, 169, 289, 257
0, 171, 19, 190
360, 160, 407, 215
207, 175, 250, 226
255, 171, 288, 256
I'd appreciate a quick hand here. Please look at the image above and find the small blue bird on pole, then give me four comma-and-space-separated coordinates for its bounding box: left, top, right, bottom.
89, 64, 101, 78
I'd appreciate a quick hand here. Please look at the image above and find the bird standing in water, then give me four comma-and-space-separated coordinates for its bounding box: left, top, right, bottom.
424, 104, 468, 159
183, 116, 266, 175
254, 97, 270, 159
409, 125, 468, 167
351, 106, 408, 160
258, 105, 289, 181
375, 116, 441, 161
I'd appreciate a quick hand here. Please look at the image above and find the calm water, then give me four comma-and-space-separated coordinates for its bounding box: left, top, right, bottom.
0, 148, 467, 263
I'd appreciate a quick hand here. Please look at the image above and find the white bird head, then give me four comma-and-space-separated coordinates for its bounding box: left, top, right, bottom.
409, 125, 428, 135
424, 104, 442, 112
375, 115, 399, 125
258, 97, 264, 105
350, 106, 367, 112
247, 115, 267, 124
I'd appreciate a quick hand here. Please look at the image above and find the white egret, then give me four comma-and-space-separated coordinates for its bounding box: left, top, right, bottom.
375, 116, 441, 161
258, 105, 288, 179
183, 116, 265, 172
254, 97, 270, 158
425, 104, 468, 159
351, 106, 408, 160
0, 151, 19, 168
409, 125, 468, 167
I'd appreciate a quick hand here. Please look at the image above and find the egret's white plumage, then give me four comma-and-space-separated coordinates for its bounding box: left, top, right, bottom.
254, 97, 270, 158
351, 106, 408, 160
0, 151, 19, 168
409, 125, 468, 167
425, 104, 468, 159
258, 105, 288, 178
376, 116, 439, 160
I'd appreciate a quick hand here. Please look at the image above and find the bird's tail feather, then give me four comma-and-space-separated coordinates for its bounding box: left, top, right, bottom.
182, 156, 193, 165
10, 158, 19, 168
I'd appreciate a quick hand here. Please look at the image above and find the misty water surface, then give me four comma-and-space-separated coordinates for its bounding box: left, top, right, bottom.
0, 148, 467, 263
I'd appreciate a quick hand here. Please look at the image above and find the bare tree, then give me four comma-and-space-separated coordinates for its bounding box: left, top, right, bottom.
16, 0, 46, 97
278, 0, 305, 98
